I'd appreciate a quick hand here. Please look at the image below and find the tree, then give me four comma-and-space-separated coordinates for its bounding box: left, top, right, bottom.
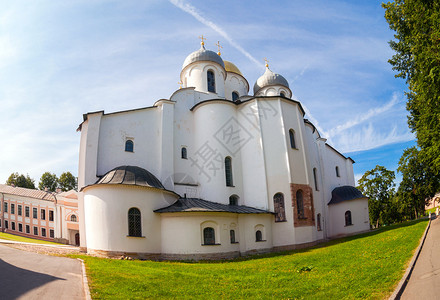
6, 172, 36, 189
383, 1, 440, 173
358, 165, 396, 228
58, 172, 77, 191
38, 172, 58, 192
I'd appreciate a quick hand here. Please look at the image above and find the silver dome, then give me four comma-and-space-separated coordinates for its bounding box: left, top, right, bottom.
253, 67, 289, 94
182, 45, 225, 70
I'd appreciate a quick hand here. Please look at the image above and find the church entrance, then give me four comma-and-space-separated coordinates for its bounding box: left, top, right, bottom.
75, 233, 80, 246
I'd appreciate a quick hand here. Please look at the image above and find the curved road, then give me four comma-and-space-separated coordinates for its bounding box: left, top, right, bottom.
0, 244, 84, 299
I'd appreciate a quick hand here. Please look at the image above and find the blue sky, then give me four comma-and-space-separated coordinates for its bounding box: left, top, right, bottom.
0, 0, 414, 186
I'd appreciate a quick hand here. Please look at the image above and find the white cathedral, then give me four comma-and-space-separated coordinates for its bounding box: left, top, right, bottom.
77, 40, 370, 260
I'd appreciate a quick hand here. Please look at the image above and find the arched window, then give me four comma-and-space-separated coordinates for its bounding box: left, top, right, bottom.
280, 92, 285, 97
345, 211, 352, 226
289, 129, 296, 149
273, 193, 286, 222
230, 230, 236, 243
317, 213, 322, 231
70, 215, 77, 222
207, 70, 216, 93
232, 91, 239, 101
128, 208, 142, 237
203, 227, 215, 245
336, 166, 340, 177
296, 190, 305, 219
125, 140, 134, 152
255, 230, 263, 242
229, 195, 238, 205
313, 168, 319, 191
181, 147, 187, 159
225, 157, 233, 186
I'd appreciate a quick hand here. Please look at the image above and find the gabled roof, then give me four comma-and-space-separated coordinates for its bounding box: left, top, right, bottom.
328, 186, 367, 205
0, 184, 57, 202
154, 198, 273, 214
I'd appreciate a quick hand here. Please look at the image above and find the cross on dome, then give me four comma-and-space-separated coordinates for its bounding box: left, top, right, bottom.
264, 58, 269, 68
215, 40, 222, 56
199, 35, 206, 46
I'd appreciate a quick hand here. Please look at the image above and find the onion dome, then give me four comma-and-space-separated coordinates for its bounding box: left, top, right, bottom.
253, 67, 289, 95
224, 60, 242, 76
96, 165, 165, 190
182, 44, 225, 70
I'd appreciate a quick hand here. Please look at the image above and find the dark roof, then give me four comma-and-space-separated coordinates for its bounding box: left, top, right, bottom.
328, 186, 367, 205
154, 198, 273, 214
0, 184, 57, 202
95, 166, 165, 189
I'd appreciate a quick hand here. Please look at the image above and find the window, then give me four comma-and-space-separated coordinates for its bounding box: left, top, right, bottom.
181, 147, 187, 159
18, 223, 23, 232
12, 222, 15, 231
336, 166, 340, 177
230, 230, 236, 243
280, 92, 285, 97
203, 227, 215, 245
345, 211, 352, 226
296, 190, 305, 219
0, 219, 1, 227
225, 157, 233, 186
256, 230, 263, 242
273, 193, 286, 222
4, 202, 7, 213
128, 208, 142, 237
207, 70, 216, 93
33, 208, 38, 218
289, 129, 296, 149
313, 168, 319, 191
26, 225, 30, 234
5, 220, 8, 229
11, 204, 15, 214
41, 209, 46, 220
317, 213, 322, 231
71, 215, 77, 222
33, 227, 38, 235
18, 205, 22, 216
49, 210, 54, 221
41, 228, 46, 237
232, 91, 239, 101
25, 206, 30, 217
125, 140, 134, 152
229, 195, 238, 206
50, 229, 54, 238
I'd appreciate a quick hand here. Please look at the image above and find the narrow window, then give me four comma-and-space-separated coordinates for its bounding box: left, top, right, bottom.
5, 220, 8, 229
18, 223, 23, 232
26, 225, 30, 234
289, 129, 296, 149
181, 147, 187, 159
225, 157, 233, 186
336, 166, 340, 177
280, 92, 285, 97
18, 205, 22, 216
232, 91, 239, 101
11, 204, 15, 214
12, 222, 15, 231
50, 229, 54, 238
317, 213, 322, 231
125, 140, 134, 152
203, 227, 215, 245
345, 211, 352, 226
229, 195, 238, 206
0, 219, 1, 227
42, 228, 46, 237
33, 208, 38, 219
207, 70, 216, 93
313, 168, 319, 191
49, 210, 54, 221
296, 190, 305, 219
128, 208, 142, 237
41, 209, 46, 220
70, 215, 77, 222
33, 227, 38, 235
273, 193, 286, 222
25, 206, 30, 217
4, 202, 7, 213
230, 229, 236, 243
256, 230, 263, 242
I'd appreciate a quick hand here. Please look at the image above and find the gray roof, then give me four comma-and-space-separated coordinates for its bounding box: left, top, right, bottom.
254, 67, 289, 94
182, 45, 225, 70
155, 198, 273, 214
96, 166, 165, 190
328, 186, 367, 205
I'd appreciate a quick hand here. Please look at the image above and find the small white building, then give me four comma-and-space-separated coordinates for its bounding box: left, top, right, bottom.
77, 42, 369, 260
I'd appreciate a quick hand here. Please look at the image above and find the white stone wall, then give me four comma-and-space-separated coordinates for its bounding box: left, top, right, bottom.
327, 198, 370, 237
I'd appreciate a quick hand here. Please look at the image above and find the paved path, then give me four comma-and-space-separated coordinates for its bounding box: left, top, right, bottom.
0, 243, 84, 299
401, 217, 440, 299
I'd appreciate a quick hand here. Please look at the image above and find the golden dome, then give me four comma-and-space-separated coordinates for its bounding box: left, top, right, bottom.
224, 60, 242, 76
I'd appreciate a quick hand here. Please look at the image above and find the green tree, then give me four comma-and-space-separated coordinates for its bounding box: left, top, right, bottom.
6, 172, 36, 189
38, 172, 58, 192
58, 171, 77, 191
383, 1, 440, 173
358, 165, 396, 228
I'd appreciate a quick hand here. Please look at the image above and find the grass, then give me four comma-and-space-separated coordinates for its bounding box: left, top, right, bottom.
78, 219, 428, 299
425, 207, 438, 215
0, 232, 62, 245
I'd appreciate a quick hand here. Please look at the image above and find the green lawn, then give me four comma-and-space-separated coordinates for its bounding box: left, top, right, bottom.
79, 219, 427, 299
0, 232, 62, 245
